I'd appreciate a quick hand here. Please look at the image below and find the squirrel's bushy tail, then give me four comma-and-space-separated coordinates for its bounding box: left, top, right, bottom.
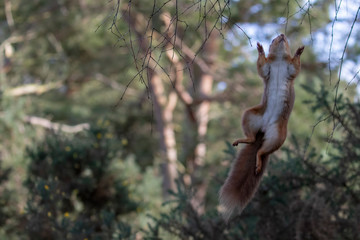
219, 132, 268, 221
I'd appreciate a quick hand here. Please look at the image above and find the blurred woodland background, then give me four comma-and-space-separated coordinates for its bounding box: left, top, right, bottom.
0, 0, 360, 239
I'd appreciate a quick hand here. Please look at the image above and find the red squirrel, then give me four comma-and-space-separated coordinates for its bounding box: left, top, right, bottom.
219, 34, 304, 221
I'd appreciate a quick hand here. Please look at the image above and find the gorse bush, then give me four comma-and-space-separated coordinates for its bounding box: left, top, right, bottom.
0, 161, 13, 228
23, 127, 137, 240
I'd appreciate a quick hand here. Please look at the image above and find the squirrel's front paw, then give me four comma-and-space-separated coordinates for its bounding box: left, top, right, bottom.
295, 46, 305, 56
257, 42, 265, 55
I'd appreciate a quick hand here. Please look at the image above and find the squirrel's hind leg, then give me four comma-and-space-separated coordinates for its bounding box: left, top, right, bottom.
255, 124, 286, 174
233, 110, 262, 146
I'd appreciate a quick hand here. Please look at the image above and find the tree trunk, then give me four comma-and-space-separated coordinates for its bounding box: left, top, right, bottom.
122, 10, 179, 199
123, 9, 220, 202
149, 70, 179, 199
190, 30, 219, 214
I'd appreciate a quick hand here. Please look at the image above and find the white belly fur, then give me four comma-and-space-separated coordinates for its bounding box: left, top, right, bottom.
261, 61, 288, 131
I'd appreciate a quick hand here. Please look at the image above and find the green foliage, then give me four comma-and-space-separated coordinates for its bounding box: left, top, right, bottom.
252, 87, 360, 239
0, 161, 13, 228
144, 179, 237, 240
23, 128, 137, 240
1, 0, 360, 239
223, 141, 237, 159
142, 87, 360, 240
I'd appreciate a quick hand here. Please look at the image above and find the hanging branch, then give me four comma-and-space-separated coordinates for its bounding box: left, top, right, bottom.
24, 116, 90, 133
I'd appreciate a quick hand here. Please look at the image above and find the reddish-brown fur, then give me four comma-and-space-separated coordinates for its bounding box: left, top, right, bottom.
219, 131, 268, 221
219, 34, 304, 221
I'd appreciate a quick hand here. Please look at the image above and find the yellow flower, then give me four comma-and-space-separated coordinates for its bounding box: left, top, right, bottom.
47, 211, 52, 217
122, 180, 128, 186
65, 146, 71, 152
121, 138, 128, 146
64, 212, 69, 218
44, 185, 49, 190
96, 133, 102, 139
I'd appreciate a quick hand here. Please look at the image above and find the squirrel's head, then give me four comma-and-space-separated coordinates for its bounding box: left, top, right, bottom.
269, 34, 291, 58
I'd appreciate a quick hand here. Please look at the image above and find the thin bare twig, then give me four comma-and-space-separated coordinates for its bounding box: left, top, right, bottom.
328, 0, 344, 86
109, 0, 249, 101
330, 6, 360, 142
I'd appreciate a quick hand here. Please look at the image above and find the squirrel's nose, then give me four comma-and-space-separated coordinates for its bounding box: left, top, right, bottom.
280, 34, 285, 38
